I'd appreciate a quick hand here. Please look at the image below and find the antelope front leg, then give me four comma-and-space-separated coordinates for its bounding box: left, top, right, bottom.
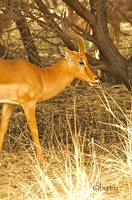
0, 104, 14, 150
22, 102, 44, 163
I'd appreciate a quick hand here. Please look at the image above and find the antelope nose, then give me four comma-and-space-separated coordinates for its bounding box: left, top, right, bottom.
94, 76, 100, 83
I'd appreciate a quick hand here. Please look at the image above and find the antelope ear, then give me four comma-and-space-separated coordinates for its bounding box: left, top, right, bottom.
59, 45, 71, 57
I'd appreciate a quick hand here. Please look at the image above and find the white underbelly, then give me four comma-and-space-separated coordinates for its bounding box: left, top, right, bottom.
0, 84, 19, 105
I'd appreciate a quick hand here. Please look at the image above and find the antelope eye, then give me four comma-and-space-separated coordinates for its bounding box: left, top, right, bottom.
79, 60, 85, 66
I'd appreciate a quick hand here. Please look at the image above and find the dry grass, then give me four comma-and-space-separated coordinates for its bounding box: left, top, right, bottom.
0, 85, 131, 200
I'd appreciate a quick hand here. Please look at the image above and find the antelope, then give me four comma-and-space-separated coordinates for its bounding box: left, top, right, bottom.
67, 6, 89, 31
0, 13, 99, 162
107, 0, 132, 48
67, 1, 132, 49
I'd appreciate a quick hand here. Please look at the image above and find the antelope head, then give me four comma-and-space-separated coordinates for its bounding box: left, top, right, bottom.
61, 12, 99, 85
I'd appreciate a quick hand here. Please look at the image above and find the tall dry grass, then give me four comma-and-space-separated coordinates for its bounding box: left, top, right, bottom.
0, 87, 131, 199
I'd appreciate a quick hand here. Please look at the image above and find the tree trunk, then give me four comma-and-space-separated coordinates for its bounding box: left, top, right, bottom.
7, 0, 41, 66
14, 12, 41, 66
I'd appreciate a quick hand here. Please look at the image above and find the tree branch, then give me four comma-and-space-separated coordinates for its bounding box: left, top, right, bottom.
62, 0, 96, 26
